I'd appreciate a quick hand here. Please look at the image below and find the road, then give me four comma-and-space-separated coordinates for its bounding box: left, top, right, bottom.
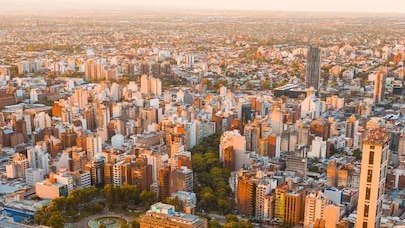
207, 213, 227, 225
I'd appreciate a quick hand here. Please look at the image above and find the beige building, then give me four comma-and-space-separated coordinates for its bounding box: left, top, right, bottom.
356, 118, 390, 228
324, 205, 341, 228
35, 178, 68, 199
304, 190, 330, 227
139, 203, 207, 228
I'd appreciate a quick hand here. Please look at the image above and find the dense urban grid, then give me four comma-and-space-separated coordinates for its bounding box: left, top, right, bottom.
0, 10, 404, 228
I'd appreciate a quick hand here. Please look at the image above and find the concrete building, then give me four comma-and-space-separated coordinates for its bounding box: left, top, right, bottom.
139, 203, 207, 228
86, 134, 103, 160
85, 153, 105, 188
255, 179, 277, 222
219, 130, 249, 171
74, 170, 91, 189
275, 183, 306, 227
170, 166, 193, 194
236, 171, 259, 216
53, 171, 74, 193
25, 168, 44, 186
301, 87, 323, 119
305, 46, 321, 92
35, 177, 68, 199
6, 153, 29, 179
309, 136, 327, 159
324, 204, 341, 228
304, 190, 330, 227
356, 118, 390, 228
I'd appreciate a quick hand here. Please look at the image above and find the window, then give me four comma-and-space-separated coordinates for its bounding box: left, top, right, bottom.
370, 146, 375, 149
367, 170, 373, 182
369, 151, 374, 165
364, 204, 369, 217
365, 187, 371, 200
363, 222, 368, 228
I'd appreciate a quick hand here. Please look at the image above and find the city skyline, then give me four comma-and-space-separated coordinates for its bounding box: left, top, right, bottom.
2, 0, 405, 13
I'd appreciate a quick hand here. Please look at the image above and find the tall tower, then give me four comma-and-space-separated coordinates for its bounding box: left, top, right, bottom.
305, 46, 321, 92
140, 74, 150, 95
356, 118, 389, 228
346, 115, 359, 139
373, 71, 386, 103
270, 102, 283, 136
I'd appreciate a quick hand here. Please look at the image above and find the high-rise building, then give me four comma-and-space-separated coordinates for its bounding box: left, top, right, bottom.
255, 179, 276, 222
241, 103, 252, 125
131, 157, 153, 192
324, 205, 341, 228
346, 115, 359, 146
85, 154, 105, 188
25, 168, 44, 186
304, 191, 330, 227
74, 87, 88, 109
104, 162, 113, 186
139, 61, 149, 76
6, 153, 29, 178
158, 165, 171, 201
85, 134, 103, 160
223, 146, 235, 171
326, 160, 337, 187
84, 107, 96, 131
274, 182, 306, 227
356, 118, 390, 228
305, 46, 321, 92
151, 63, 161, 78
170, 166, 193, 194
236, 171, 259, 216
373, 71, 386, 103
61, 129, 77, 149
219, 130, 248, 171
270, 102, 283, 136
244, 121, 261, 152
141, 74, 150, 95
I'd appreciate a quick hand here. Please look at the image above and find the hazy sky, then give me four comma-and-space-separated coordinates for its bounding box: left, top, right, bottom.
3, 0, 405, 13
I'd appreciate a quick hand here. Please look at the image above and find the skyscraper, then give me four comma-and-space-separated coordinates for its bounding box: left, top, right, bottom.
356, 118, 390, 228
373, 71, 386, 103
305, 46, 321, 92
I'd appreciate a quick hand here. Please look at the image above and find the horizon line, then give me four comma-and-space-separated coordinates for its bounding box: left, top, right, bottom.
2, 8, 405, 17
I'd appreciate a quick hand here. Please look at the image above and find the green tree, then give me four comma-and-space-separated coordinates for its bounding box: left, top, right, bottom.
100, 184, 116, 207
34, 206, 53, 225
163, 196, 182, 211
48, 212, 66, 228
209, 220, 222, 228
50, 197, 66, 211
217, 199, 233, 215
92, 203, 104, 213
192, 153, 207, 173
225, 214, 238, 223
140, 190, 157, 207
224, 221, 240, 228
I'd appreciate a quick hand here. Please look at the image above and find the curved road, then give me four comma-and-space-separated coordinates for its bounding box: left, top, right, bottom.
66, 209, 137, 228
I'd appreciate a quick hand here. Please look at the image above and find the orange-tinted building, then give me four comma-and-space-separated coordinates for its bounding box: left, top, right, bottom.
237, 172, 259, 216
158, 165, 171, 201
